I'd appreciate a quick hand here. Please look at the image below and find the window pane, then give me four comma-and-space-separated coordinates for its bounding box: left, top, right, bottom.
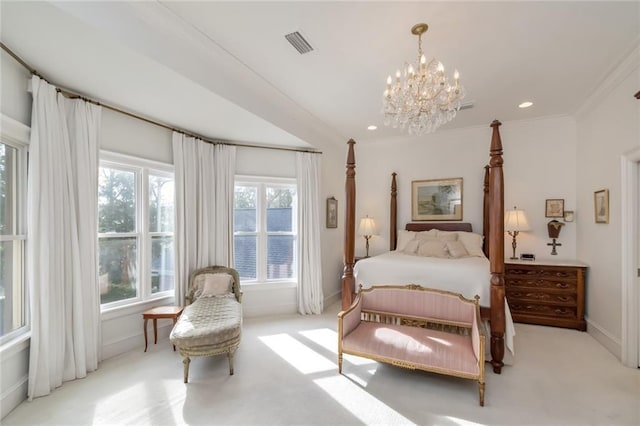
99, 237, 138, 304
99, 168, 136, 233
234, 186, 257, 232
0, 143, 16, 235
266, 187, 294, 232
267, 235, 294, 280
151, 236, 174, 294
0, 240, 25, 336
234, 235, 256, 280
149, 175, 174, 233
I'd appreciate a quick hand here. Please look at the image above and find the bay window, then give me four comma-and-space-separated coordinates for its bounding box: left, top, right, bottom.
234, 178, 297, 284
98, 155, 174, 308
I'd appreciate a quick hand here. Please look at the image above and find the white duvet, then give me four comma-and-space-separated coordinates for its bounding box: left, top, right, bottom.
354, 251, 515, 355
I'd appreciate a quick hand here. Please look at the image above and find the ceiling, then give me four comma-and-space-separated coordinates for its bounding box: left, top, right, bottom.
1, 1, 638, 151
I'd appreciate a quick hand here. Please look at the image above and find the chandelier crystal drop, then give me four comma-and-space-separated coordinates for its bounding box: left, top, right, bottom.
382, 23, 466, 135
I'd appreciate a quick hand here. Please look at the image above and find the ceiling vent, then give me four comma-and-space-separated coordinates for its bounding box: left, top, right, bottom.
285, 31, 314, 54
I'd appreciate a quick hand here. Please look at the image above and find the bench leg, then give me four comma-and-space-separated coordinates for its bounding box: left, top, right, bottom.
227, 350, 235, 375
479, 381, 485, 407
183, 357, 191, 384
338, 351, 343, 374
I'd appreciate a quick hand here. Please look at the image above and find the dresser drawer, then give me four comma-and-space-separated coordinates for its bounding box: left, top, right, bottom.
505, 278, 577, 292
506, 267, 577, 281
506, 289, 577, 306
509, 302, 577, 319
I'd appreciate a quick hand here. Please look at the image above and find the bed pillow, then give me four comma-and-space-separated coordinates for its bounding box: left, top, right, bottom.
396, 230, 416, 251
200, 273, 233, 297
437, 232, 458, 242
417, 239, 449, 258
446, 240, 470, 258
415, 229, 439, 240
456, 232, 485, 257
402, 239, 420, 254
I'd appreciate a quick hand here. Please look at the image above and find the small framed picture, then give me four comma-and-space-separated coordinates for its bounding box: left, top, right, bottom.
563, 210, 574, 222
594, 189, 609, 224
326, 197, 338, 228
545, 199, 565, 218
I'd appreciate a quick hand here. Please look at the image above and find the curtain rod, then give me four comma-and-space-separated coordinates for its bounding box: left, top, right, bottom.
0, 42, 322, 155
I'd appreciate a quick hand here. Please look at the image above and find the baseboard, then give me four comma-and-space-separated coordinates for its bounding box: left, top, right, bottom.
243, 301, 297, 318
102, 323, 173, 360
586, 316, 622, 360
0, 375, 27, 420
324, 290, 341, 309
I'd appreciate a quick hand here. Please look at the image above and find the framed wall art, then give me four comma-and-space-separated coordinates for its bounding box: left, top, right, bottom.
594, 189, 609, 224
326, 196, 338, 228
545, 199, 564, 218
411, 177, 463, 221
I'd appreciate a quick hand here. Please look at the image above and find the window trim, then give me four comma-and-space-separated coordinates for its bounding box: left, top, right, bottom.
234, 176, 298, 286
99, 152, 174, 310
0, 115, 29, 346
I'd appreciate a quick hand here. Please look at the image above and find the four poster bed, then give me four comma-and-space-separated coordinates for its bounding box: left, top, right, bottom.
341, 120, 508, 373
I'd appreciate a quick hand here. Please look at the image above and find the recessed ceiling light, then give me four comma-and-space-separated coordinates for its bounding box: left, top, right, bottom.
367, 125, 377, 130
518, 101, 533, 109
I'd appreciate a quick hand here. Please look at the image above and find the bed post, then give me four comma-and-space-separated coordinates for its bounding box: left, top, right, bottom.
489, 120, 505, 374
483, 165, 490, 258
390, 172, 397, 251
342, 139, 356, 309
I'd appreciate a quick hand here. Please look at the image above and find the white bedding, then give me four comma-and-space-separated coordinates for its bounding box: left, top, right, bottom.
354, 251, 516, 355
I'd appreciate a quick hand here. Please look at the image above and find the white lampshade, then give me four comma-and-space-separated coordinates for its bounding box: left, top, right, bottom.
504, 208, 530, 232
358, 216, 377, 237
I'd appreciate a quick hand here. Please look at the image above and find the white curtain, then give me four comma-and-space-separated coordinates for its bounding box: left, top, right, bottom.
27, 76, 101, 399
296, 152, 324, 314
173, 132, 236, 305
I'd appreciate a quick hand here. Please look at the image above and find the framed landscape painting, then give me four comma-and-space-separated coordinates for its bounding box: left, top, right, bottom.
411, 178, 463, 221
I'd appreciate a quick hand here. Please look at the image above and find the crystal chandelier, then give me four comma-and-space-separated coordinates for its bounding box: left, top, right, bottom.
382, 23, 466, 135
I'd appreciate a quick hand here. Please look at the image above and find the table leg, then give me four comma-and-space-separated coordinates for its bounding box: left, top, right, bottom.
143, 317, 149, 352
172, 316, 178, 351
153, 318, 158, 344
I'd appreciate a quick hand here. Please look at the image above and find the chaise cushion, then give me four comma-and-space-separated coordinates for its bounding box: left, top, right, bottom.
170, 295, 242, 350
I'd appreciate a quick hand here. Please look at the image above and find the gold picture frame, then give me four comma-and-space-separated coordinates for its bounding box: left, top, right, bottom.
411, 178, 463, 221
545, 199, 564, 218
594, 189, 609, 224
326, 197, 338, 228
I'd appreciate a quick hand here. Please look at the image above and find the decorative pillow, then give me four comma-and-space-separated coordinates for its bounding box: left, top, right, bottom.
200, 273, 233, 297
417, 239, 449, 258
402, 239, 420, 254
396, 230, 416, 251
446, 240, 470, 258
456, 232, 485, 257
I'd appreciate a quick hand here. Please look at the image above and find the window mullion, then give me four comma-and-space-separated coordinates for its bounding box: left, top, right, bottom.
258, 183, 266, 282
140, 168, 149, 300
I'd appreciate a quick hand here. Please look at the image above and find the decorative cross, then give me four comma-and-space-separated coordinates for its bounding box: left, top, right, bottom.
547, 238, 561, 255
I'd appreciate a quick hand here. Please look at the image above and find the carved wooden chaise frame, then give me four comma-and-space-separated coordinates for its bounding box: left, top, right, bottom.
340, 120, 506, 373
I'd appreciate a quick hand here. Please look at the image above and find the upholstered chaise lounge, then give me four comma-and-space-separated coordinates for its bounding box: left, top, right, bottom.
170, 266, 242, 383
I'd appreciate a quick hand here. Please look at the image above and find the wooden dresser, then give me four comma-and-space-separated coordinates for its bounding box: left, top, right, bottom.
505, 259, 587, 331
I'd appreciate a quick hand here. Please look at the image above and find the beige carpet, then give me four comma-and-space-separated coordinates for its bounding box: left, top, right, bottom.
4, 302, 639, 425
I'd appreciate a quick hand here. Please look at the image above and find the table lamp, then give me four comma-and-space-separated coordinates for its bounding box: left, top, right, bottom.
358, 216, 377, 258
504, 207, 530, 260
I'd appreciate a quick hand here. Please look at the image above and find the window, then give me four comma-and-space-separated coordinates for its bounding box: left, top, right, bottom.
0, 140, 27, 339
234, 178, 297, 284
98, 156, 174, 307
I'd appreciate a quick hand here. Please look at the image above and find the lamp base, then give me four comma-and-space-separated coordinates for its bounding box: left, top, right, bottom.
509, 256, 519, 260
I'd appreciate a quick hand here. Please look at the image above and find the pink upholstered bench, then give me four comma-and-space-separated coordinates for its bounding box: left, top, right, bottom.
338, 284, 486, 406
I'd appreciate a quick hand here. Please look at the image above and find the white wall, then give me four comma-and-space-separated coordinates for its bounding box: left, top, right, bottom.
575, 45, 640, 358
0, 50, 31, 126
354, 117, 578, 261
